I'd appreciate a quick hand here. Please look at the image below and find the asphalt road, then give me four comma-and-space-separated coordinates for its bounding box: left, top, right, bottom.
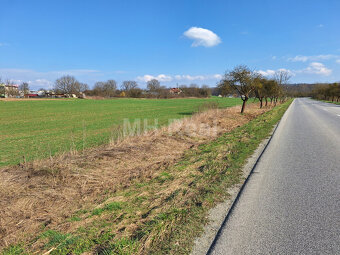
209, 98, 340, 255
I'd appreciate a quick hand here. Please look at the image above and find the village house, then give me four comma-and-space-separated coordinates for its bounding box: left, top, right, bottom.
0, 84, 19, 98
169, 87, 182, 94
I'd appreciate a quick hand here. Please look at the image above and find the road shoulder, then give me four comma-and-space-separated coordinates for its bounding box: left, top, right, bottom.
191, 100, 294, 255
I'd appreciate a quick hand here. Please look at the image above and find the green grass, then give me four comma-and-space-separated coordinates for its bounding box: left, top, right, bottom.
321, 100, 340, 105
2, 100, 292, 255
91, 202, 123, 216
0, 97, 241, 166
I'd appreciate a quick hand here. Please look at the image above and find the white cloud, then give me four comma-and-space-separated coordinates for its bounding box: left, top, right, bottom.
257, 68, 294, 77
183, 27, 221, 47
0, 68, 102, 90
317, 24, 324, 28
288, 55, 309, 62
33, 79, 53, 88
213, 74, 223, 79
6, 78, 52, 88
301, 62, 332, 76
175, 75, 205, 81
0, 42, 9, 47
137, 74, 173, 82
0, 68, 100, 77
257, 69, 276, 77
51, 69, 100, 76
176, 74, 223, 81
288, 54, 338, 62
336, 59, 340, 64
137, 74, 222, 83
9, 79, 24, 84
277, 68, 294, 74
258, 64, 332, 78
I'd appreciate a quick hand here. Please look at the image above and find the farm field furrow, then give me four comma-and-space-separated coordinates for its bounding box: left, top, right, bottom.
0, 97, 242, 166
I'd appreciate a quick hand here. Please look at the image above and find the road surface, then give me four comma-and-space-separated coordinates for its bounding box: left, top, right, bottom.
209, 98, 340, 255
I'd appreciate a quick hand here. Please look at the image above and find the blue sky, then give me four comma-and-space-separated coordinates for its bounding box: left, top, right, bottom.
1, 0, 340, 90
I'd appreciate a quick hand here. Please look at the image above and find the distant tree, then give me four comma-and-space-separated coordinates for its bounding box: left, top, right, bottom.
121, 80, 138, 91
128, 88, 142, 98
79, 82, 89, 92
54, 75, 87, 96
314, 83, 340, 102
176, 84, 212, 98
200, 85, 212, 97
103, 80, 117, 97
274, 70, 291, 103
94, 80, 117, 97
55, 75, 77, 94
147, 79, 161, 92
19, 82, 30, 94
274, 70, 291, 86
93, 82, 105, 95
121, 81, 140, 97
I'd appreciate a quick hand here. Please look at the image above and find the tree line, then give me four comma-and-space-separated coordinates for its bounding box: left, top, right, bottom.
311, 83, 340, 102
281, 83, 340, 101
217, 65, 291, 113
53, 75, 212, 98
2, 66, 293, 108
1, 75, 213, 98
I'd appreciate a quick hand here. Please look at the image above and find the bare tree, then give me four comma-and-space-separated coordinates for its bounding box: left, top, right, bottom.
19, 82, 30, 94
274, 70, 291, 86
54, 75, 86, 95
93, 80, 117, 97
121, 81, 141, 97
103, 80, 117, 97
93, 82, 105, 93
79, 82, 89, 92
147, 79, 161, 92
121, 80, 138, 91
274, 70, 291, 103
55, 75, 77, 94
200, 85, 212, 97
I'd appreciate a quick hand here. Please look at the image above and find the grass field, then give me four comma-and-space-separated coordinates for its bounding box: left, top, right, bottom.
0, 97, 242, 167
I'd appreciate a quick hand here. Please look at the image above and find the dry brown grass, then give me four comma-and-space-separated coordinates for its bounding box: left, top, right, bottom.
0, 103, 272, 250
